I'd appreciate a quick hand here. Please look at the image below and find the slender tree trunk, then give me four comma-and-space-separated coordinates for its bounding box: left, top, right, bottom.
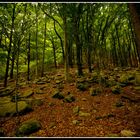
63, 11, 69, 81
4, 4, 16, 87
10, 49, 15, 79
52, 39, 57, 68
74, 20, 83, 76
54, 20, 64, 63
41, 14, 47, 77
35, 5, 39, 77
27, 31, 31, 81
128, 3, 140, 63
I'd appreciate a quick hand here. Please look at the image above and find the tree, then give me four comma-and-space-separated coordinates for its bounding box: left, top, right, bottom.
128, 3, 140, 63
4, 3, 16, 87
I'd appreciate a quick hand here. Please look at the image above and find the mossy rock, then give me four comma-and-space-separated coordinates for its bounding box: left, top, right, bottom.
36, 81, 46, 85
57, 83, 64, 90
26, 98, 43, 106
95, 116, 103, 120
90, 87, 101, 96
99, 76, 109, 87
0, 101, 32, 117
73, 106, 80, 115
72, 120, 80, 125
0, 87, 15, 97
120, 130, 136, 137
76, 83, 88, 91
106, 113, 115, 118
20, 90, 34, 98
88, 74, 99, 83
133, 86, 140, 91
118, 74, 135, 86
49, 122, 56, 129
135, 72, 140, 86
115, 101, 124, 107
56, 80, 63, 84
0, 97, 11, 104
79, 111, 90, 117
35, 89, 44, 94
52, 91, 64, 99
118, 75, 128, 86
111, 85, 121, 94
16, 119, 41, 136
63, 94, 75, 103
48, 102, 55, 107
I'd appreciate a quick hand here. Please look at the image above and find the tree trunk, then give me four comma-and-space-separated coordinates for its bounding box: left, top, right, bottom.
41, 14, 47, 77
63, 10, 69, 81
27, 31, 31, 81
4, 4, 16, 87
128, 3, 140, 63
52, 39, 57, 68
35, 4, 39, 77
10, 50, 15, 79
54, 20, 64, 64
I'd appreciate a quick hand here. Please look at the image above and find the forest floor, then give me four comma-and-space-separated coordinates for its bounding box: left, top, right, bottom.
0, 67, 140, 137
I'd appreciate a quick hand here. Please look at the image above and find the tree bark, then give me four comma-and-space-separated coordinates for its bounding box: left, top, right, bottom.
63, 9, 69, 81
4, 4, 16, 87
41, 14, 47, 77
128, 3, 140, 63
27, 30, 31, 81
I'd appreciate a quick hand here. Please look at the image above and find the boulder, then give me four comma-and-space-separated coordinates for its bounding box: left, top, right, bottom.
0, 87, 15, 97
20, 90, 34, 98
76, 83, 88, 91
72, 120, 80, 125
26, 98, 43, 106
115, 101, 124, 107
90, 87, 101, 96
79, 111, 90, 117
49, 122, 56, 129
88, 74, 99, 84
63, 94, 75, 103
35, 89, 44, 94
111, 85, 121, 94
135, 72, 140, 86
0, 100, 32, 117
16, 119, 41, 136
52, 91, 64, 99
73, 106, 80, 115
120, 130, 136, 137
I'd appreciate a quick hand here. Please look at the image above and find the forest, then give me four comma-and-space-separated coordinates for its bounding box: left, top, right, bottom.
0, 3, 140, 137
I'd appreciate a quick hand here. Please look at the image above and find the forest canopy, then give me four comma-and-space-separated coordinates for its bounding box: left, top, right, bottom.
0, 3, 139, 87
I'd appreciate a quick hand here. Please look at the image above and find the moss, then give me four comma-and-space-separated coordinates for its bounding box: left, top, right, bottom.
63, 94, 75, 103
52, 91, 64, 99
76, 83, 88, 91
0, 87, 15, 97
72, 120, 80, 125
16, 119, 41, 136
115, 101, 124, 107
111, 85, 121, 94
90, 87, 101, 96
21, 90, 34, 98
73, 106, 80, 115
0, 101, 32, 117
79, 111, 90, 117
